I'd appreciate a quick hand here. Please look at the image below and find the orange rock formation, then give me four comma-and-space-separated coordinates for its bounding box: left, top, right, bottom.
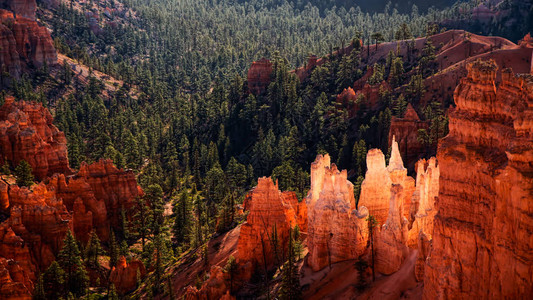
0, 100, 144, 297
0, 97, 70, 179
47, 159, 143, 243
184, 266, 236, 300
237, 177, 305, 279
247, 58, 272, 95
388, 104, 430, 169
109, 256, 146, 295
424, 59, 533, 299
357, 138, 438, 275
0, 9, 57, 79
306, 154, 369, 272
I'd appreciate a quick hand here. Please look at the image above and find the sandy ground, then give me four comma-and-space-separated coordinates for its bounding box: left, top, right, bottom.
301, 250, 422, 300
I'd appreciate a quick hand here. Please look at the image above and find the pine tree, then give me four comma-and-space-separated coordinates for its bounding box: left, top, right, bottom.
172, 190, 191, 248
42, 261, 65, 299
58, 231, 89, 297
134, 196, 152, 252
224, 256, 238, 292
366, 215, 379, 282
278, 227, 301, 300
15, 160, 34, 187
109, 230, 120, 268
108, 284, 119, 300
0, 160, 10, 175
85, 230, 103, 268
33, 274, 46, 300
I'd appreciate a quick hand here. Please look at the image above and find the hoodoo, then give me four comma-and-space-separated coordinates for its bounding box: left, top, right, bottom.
424, 59, 533, 299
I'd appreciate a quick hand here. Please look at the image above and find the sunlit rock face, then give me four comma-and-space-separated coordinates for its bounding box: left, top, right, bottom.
357, 138, 439, 276
0, 177, 72, 300
0, 100, 144, 298
424, 59, 533, 299
358, 149, 391, 226
306, 154, 369, 272
0, 223, 36, 300
237, 177, 304, 279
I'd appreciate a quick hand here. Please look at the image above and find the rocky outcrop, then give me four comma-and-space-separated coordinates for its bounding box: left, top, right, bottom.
357, 138, 438, 275
424, 60, 533, 299
0, 224, 35, 299
336, 81, 390, 118
306, 154, 369, 272
374, 184, 408, 275
407, 157, 439, 248
109, 256, 146, 295
184, 266, 236, 300
0, 9, 57, 80
0, 177, 72, 300
3, 181, 72, 269
237, 177, 303, 279
388, 104, 430, 170
0, 0, 35, 19
47, 159, 143, 243
0, 97, 70, 180
247, 58, 272, 95
358, 149, 391, 226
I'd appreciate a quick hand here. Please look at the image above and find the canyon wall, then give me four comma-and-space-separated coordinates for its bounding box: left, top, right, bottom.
47, 159, 143, 243
424, 59, 533, 298
0, 97, 70, 179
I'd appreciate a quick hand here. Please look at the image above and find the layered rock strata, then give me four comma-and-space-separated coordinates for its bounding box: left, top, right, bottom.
237, 177, 305, 279
388, 104, 430, 170
0, 9, 57, 80
0, 97, 70, 179
0, 100, 145, 297
424, 60, 533, 299
306, 154, 369, 272
357, 138, 438, 275
47, 159, 143, 243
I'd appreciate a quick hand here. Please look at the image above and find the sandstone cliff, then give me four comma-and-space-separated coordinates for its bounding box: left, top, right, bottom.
357, 138, 438, 276
306, 154, 369, 272
237, 177, 304, 279
0, 9, 57, 80
0, 97, 70, 179
0, 100, 144, 298
424, 59, 533, 299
